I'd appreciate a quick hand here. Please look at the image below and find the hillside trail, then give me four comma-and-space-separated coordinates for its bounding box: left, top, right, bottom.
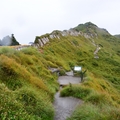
53, 71, 83, 120
94, 45, 101, 58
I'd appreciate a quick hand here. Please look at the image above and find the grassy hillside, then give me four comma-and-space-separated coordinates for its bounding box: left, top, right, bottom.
0, 47, 59, 120
35, 23, 120, 119
0, 22, 120, 120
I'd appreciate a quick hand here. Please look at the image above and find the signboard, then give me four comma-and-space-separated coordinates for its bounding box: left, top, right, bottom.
74, 66, 82, 71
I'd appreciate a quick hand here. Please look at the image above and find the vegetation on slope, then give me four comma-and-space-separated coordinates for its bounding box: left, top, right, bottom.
114, 34, 120, 39
34, 23, 120, 119
0, 22, 120, 120
60, 23, 120, 120
0, 47, 59, 120
74, 22, 110, 36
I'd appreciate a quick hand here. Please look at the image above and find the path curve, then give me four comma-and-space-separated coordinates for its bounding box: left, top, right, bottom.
53, 92, 82, 120
53, 72, 82, 120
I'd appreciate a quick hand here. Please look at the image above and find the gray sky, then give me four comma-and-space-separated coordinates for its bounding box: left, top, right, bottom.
0, 0, 120, 44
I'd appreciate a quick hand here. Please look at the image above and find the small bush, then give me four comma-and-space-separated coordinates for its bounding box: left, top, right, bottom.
86, 92, 108, 105
72, 39, 79, 46
68, 61, 75, 68
0, 83, 34, 120
21, 47, 38, 55
16, 87, 54, 120
60, 85, 92, 99
0, 47, 16, 55
59, 69, 66, 76
47, 61, 58, 68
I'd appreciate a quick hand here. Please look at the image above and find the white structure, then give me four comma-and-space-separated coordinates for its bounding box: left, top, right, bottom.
74, 66, 82, 71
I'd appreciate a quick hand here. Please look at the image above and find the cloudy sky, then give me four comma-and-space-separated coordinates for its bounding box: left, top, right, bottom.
0, 0, 120, 44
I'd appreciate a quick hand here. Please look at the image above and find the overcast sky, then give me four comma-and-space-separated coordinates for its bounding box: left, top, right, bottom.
0, 0, 120, 44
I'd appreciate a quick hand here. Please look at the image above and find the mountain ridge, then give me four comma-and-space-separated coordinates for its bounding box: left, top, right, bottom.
34, 22, 120, 58
34, 22, 116, 47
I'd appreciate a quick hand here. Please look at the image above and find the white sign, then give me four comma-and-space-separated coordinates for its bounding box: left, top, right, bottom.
74, 66, 82, 71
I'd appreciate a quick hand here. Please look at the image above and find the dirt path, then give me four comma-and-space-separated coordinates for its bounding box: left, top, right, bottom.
94, 45, 101, 59
58, 76, 81, 86
53, 72, 82, 120
53, 92, 82, 120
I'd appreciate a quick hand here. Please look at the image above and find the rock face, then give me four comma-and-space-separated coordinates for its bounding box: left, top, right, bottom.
0, 34, 19, 46
34, 29, 95, 48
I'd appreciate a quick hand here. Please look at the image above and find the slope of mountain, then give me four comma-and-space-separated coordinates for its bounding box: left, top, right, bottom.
34, 22, 120, 119
0, 22, 120, 119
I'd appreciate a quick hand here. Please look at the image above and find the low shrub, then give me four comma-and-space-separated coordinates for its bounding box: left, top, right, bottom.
21, 47, 38, 55
0, 47, 16, 55
68, 61, 75, 68
67, 103, 120, 120
60, 85, 92, 99
85, 92, 108, 105
0, 83, 35, 120
59, 69, 66, 76
16, 87, 54, 120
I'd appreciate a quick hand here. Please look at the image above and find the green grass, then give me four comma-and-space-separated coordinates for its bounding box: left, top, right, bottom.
0, 24, 120, 119
67, 103, 120, 120
0, 47, 58, 120
60, 85, 93, 99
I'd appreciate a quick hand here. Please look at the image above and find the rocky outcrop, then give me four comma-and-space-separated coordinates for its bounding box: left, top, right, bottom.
34, 28, 97, 48
14, 45, 30, 50
61, 29, 82, 37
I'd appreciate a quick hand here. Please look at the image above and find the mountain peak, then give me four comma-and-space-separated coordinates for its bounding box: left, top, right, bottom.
74, 22, 110, 37
84, 22, 98, 27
